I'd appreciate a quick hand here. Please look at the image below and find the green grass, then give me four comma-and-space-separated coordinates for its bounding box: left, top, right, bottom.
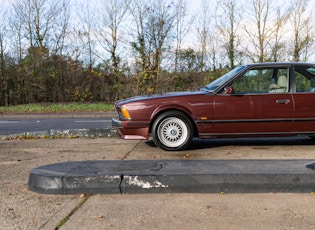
0, 103, 115, 113
55, 195, 90, 230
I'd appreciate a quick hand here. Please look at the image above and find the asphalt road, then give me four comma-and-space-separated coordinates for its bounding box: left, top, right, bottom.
0, 113, 114, 135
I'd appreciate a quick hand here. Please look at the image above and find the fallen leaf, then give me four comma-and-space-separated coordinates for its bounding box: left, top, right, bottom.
182, 153, 193, 159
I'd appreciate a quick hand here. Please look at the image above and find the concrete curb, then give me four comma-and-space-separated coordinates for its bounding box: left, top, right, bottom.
28, 160, 315, 194
1, 128, 117, 139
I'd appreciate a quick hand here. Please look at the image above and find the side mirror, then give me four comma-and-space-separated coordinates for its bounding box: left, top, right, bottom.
224, 86, 234, 95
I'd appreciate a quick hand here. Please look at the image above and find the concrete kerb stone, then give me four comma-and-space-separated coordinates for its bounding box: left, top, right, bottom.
47, 128, 117, 138
28, 159, 315, 195
1, 129, 117, 139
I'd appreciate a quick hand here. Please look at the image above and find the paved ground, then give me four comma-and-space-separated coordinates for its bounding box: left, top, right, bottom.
1, 134, 315, 229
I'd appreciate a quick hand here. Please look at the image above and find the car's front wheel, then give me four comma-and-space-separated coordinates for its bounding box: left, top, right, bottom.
152, 111, 193, 151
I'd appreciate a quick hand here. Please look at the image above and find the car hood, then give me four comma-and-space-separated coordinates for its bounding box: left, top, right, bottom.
115, 90, 211, 105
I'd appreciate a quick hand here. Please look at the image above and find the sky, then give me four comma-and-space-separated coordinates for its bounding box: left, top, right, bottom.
2, 0, 315, 64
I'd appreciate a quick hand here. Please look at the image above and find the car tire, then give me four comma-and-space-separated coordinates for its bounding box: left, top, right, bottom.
152, 111, 193, 151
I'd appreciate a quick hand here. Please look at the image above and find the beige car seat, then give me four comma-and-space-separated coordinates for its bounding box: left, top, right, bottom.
269, 75, 287, 93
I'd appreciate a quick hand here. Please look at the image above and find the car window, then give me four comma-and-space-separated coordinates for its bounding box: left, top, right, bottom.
306, 67, 315, 75
295, 68, 315, 92
230, 67, 289, 94
204, 65, 245, 91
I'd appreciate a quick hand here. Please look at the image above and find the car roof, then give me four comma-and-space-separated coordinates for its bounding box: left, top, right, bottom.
242, 62, 315, 68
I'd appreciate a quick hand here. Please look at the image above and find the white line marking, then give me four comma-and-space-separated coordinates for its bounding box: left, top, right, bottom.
0, 121, 18, 124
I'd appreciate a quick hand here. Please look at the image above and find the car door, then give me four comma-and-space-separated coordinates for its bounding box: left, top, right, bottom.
213, 66, 294, 135
291, 65, 315, 133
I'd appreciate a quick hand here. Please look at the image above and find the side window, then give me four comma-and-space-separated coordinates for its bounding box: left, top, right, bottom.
295, 67, 315, 93
269, 68, 289, 93
231, 67, 289, 94
295, 72, 311, 92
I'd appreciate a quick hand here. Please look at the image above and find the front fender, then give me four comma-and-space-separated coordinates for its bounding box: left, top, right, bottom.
150, 104, 197, 123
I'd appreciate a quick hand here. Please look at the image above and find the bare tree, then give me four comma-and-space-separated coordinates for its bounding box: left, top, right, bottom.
289, 0, 314, 62
269, 7, 289, 62
10, 0, 70, 59
10, 14, 23, 61
75, 1, 96, 69
196, 0, 213, 71
97, 0, 129, 72
9, 0, 71, 102
0, 7, 8, 106
51, 0, 70, 56
216, 0, 242, 69
128, 0, 149, 94
147, 1, 175, 77
94, 0, 129, 101
50, 0, 70, 102
244, 0, 273, 62
129, 0, 176, 94
174, 0, 191, 72
12, 0, 65, 51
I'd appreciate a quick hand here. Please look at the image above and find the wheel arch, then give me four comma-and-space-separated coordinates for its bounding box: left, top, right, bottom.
149, 107, 198, 137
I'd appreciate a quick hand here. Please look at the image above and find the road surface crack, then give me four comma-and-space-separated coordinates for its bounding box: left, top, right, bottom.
121, 140, 142, 160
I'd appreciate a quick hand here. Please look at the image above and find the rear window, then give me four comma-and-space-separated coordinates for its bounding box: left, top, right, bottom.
295, 67, 315, 92
306, 67, 315, 76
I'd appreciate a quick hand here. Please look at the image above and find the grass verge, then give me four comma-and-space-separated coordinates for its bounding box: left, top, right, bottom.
0, 102, 114, 113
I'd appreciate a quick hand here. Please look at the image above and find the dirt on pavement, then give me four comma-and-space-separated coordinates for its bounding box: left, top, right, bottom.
0, 136, 315, 229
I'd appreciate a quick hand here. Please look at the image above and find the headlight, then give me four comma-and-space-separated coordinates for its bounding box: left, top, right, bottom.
121, 106, 131, 119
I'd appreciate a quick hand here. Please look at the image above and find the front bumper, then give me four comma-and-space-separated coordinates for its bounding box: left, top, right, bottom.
111, 118, 149, 140
111, 118, 122, 128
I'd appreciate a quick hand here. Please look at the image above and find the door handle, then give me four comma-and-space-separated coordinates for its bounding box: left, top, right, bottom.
276, 99, 290, 104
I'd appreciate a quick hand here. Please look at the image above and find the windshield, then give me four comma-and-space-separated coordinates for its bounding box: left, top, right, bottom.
203, 66, 245, 91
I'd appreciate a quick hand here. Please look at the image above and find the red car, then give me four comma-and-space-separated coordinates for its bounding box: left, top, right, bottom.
112, 62, 315, 151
